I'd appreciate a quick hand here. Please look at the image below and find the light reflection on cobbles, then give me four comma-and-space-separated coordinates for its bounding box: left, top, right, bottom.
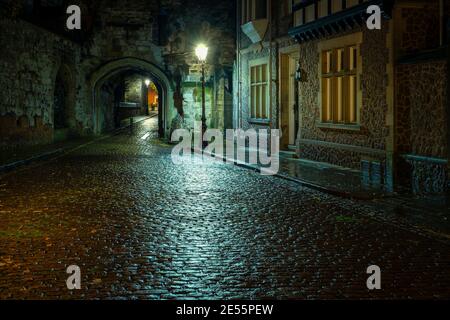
0, 118, 449, 299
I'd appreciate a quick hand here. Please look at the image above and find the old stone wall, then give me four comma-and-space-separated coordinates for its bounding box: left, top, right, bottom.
273, 0, 293, 39
409, 158, 448, 194
396, 60, 448, 194
394, 3, 448, 194
87, 0, 160, 63
0, 0, 236, 147
181, 81, 213, 130
0, 18, 88, 148
124, 76, 143, 105
398, 3, 440, 55
296, 24, 390, 170
396, 61, 447, 158
97, 82, 116, 133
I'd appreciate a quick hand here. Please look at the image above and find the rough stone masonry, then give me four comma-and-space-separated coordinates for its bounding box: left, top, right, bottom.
0, 0, 236, 148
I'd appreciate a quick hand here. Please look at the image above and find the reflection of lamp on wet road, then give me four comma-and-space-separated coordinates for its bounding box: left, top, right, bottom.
195, 43, 208, 148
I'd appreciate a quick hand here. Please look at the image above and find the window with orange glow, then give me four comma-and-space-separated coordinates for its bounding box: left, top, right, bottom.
321, 45, 358, 124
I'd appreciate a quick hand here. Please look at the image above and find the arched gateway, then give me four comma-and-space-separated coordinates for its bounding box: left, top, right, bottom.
89, 58, 174, 137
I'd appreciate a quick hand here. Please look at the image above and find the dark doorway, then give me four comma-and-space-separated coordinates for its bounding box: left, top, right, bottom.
54, 73, 67, 129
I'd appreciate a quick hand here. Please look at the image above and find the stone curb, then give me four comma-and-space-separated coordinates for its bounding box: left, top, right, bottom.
192, 148, 377, 201
0, 148, 65, 174
0, 115, 156, 174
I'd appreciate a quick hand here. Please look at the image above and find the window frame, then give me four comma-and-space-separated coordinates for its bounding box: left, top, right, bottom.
241, 0, 269, 25
317, 32, 363, 130
248, 57, 270, 123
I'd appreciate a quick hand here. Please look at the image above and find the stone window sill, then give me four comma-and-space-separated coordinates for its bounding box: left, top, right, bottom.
248, 118, 271, 125
402, 154, 448, 165
316, 122, 361, 131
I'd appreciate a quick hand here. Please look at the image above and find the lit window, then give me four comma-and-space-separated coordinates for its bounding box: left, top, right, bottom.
321, 45, 359, 124
250, 63, 269, 120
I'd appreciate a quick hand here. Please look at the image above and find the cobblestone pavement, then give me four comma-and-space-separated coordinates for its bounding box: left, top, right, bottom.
0, 118, 449, 300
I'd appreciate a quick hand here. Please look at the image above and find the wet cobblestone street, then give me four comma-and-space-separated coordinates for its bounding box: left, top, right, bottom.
0, 118, 449, 300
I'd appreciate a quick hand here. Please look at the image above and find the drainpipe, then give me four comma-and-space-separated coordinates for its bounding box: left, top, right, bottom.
447, 9, 450, 195
444, 0, 450, 195
269, 0, 273, 130
440, 0, 445, 46
236, 0, 241, 129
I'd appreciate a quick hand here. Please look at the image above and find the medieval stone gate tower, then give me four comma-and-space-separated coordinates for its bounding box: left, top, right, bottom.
0, 0, 236, 147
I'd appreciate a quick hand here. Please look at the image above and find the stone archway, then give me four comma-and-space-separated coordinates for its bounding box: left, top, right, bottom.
90, 58, 174, 137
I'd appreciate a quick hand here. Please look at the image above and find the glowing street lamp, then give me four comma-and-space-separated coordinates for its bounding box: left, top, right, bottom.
195, 43, 209, 148
195, 43, 209, 62
144, 79, 151, 87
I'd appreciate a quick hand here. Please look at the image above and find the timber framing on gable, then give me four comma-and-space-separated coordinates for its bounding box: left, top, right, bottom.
288, 0, 394, 43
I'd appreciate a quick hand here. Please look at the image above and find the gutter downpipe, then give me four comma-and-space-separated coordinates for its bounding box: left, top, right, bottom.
237, 0, 242, 129
445, 0, 450, 197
